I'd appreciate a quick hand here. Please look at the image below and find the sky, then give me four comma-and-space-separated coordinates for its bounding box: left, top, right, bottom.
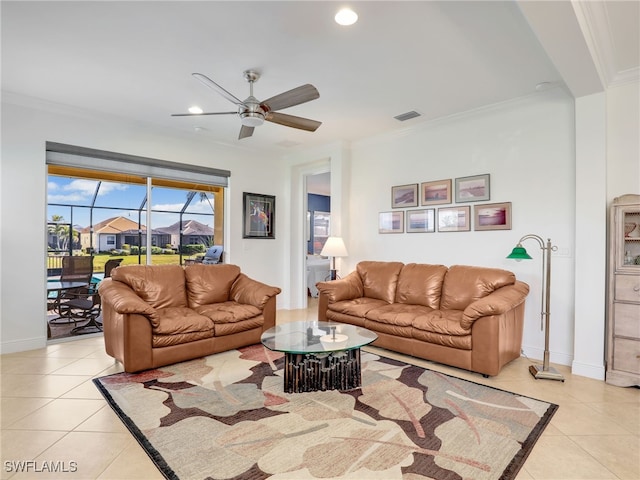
47, 176, 214, 229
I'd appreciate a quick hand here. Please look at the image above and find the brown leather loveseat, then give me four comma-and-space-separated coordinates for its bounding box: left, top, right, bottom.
317, 261, 529, 376
98, 264, 281, 372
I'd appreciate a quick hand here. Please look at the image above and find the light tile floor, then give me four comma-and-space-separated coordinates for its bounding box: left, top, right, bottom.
1, 300, 638, 479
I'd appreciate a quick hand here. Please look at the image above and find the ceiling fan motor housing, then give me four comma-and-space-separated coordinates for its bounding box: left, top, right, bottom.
239, 95, 266, 126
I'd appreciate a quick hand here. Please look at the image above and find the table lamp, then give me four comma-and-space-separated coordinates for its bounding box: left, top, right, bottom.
320, 236, 348, 280
507, 234, 564, 382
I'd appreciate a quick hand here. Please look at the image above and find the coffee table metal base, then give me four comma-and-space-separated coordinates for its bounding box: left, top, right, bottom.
284, 349, 362, 393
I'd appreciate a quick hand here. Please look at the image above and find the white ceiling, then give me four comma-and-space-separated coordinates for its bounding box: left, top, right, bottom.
2, 1, 638, 156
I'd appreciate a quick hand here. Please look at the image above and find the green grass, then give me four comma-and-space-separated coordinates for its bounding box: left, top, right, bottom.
48, 253, 194, 273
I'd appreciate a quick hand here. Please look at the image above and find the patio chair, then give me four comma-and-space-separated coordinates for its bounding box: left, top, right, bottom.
49, 256, 94, 325
104, 258, 123, 277
66, 257, 122, 335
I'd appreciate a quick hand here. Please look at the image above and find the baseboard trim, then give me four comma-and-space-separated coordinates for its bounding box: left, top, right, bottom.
0, 336, 47, 355
571, 360, 605, 381
522, 346, 572, 367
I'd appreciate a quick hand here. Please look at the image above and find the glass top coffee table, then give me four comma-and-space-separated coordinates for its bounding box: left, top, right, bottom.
261, 321, 377, 393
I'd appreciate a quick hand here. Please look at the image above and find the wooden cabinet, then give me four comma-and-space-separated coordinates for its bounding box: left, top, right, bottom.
606, 194, 640, 387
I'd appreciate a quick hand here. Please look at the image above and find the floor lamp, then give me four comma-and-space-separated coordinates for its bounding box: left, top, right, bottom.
507, 234, 564, 382
320, 236, 348, 281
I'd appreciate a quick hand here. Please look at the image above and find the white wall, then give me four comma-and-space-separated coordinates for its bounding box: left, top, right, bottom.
573, 92, 607, 379
345, 88, 578, 367
607, 82, 640, 200
0, 95, 288, 353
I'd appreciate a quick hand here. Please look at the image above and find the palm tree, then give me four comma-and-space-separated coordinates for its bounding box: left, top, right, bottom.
199, 192, 214, 212
48, 215, 79, 251
48, 214, 67, 250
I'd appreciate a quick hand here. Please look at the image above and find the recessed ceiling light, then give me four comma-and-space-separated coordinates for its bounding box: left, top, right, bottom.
335, 8, 358, 26
188, 106, 203, 114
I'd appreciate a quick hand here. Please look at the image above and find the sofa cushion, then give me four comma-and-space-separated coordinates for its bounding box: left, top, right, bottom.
316, 271, 364, 303
366, 303, 434, 327
412, 330, 472, 350
230, 274, 282, 309
328, 297, 388, 318
151, 307, 214, 335
152, 331, 214, 348
356, 261, 404, 303
395, 263, 448, 309
195, 302, 262, 324
412, 310, 470, 336
185, 264, 241, 308
111, 264, 187, 309
439, 265, 516, 311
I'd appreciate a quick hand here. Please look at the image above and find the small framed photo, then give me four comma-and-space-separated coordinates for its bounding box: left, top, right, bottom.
243, 192, 275, 239
379, 211, 404, 233
421, 179, 452, 206
406, 209, 435, 233
438, 206, 471, 232
474, 202, 512, 231
455, 174, 490, 202
391, 184, 418, 208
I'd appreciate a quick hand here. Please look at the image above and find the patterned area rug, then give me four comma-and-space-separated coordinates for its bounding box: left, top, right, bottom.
93, 345, 557, 480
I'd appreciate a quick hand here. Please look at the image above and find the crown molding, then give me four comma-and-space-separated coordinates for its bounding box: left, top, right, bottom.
572, 1, 640, 88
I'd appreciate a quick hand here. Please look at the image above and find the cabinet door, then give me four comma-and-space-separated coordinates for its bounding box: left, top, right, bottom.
616, 205, 640, 272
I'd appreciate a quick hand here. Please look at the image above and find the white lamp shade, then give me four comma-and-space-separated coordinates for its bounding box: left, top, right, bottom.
320, 237, 348, 257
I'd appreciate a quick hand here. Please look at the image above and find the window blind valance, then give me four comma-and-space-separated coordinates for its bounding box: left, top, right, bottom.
46, 142, 230, 187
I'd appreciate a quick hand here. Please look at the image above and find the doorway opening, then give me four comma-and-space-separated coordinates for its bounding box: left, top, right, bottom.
305, 171, 331, 300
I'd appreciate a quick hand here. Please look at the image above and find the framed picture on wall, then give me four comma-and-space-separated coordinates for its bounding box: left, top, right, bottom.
243, 192, 275, 239
437, 206, 471, 232
406, 209, 435, 233
391, 184, 418, 208
379, 211, 404, 233
421, 179, 452, 205
455, 174, 490, 202
474, 202, 512, 231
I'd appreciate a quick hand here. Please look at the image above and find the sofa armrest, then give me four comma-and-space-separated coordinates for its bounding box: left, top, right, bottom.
316, 271, 364, 303
230, 274, 281, 309
461, 280, 529, 329
98, 278, 157, 319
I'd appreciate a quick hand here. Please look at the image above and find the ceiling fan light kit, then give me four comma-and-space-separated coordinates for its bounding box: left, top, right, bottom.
172, 69, 321, 140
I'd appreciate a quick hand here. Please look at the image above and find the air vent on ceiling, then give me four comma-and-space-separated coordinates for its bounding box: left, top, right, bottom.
394, 110, 421, 122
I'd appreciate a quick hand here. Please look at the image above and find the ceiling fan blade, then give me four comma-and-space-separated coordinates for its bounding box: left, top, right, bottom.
238, 125, 255, 139
261, 84, 319, 112
265, 112, 322, 132
192, 73, 244, 106
171, 111, 237, 117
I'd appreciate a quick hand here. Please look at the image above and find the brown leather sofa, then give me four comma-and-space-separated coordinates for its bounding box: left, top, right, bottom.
98, 264, 281, 372
316, 261, 529, 376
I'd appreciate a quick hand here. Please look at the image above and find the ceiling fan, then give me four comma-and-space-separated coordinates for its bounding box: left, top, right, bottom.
172, 70, 322, 140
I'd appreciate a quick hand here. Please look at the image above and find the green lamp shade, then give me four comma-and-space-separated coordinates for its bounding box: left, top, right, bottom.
507, 245, 533, 260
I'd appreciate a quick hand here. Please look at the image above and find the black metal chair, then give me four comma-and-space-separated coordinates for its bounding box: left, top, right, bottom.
65, 258, 123, 335
104, 258, 123, 277
48, 256, 94, 325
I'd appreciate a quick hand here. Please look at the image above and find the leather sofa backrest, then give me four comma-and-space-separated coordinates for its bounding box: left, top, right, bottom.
395, 263, 448, 309
356, 261, 404, 303
111, 264, 187, 309
440, 265, 516, 310
185, 264, 241, 308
